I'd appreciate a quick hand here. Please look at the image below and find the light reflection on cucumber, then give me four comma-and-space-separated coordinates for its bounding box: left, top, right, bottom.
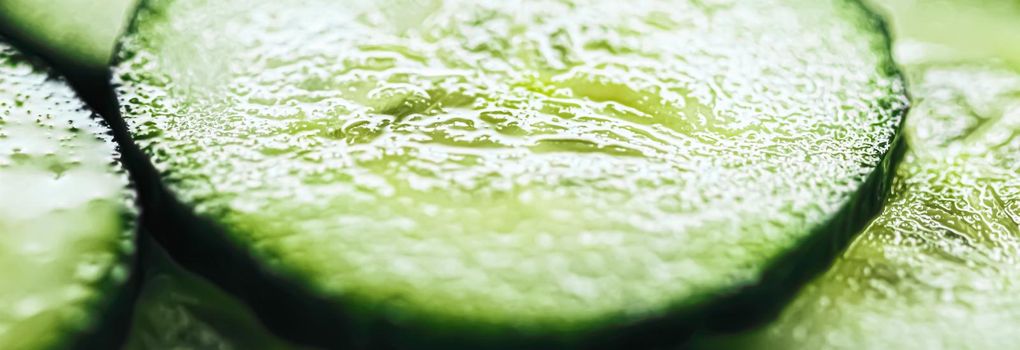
692, 1, 1020, 349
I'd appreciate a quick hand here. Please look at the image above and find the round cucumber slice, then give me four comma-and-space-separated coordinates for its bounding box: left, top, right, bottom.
0, 44, 135, 349
115, 0, 905, 346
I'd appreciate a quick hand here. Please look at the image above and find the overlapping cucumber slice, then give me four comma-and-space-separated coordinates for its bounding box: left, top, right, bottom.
114, 0, 905, 346
124, 239, 310, 350
0, 43, 134, 349
0, 0, 139, 69
708, 56, 1020, 350
693, 2, 1020, 349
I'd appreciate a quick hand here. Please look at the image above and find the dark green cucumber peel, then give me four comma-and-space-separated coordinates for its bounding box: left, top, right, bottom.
110, 0, 906, 348
0, 41, 138, 350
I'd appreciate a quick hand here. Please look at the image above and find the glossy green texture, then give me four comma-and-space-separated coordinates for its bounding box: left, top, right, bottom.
0, 44, 132, 349
116, 0, 904, 333
705, 54, 1020, 350
693, 2, 1020, 349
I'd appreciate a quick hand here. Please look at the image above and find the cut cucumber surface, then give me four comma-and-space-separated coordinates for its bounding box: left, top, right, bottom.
115, 0, 905, 344
692, 2, 1020, 349
0, 43, 134, 349
0, 0, 139, 69
701, 54, 1020, 350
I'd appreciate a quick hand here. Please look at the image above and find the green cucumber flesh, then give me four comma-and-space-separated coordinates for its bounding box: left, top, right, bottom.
115, 0, 906, 345
0, 0, 139, 69
0, 43, 134, 350
693, 1, 1020, 349
704, 57, 1020, 350
124, 238, 311, 350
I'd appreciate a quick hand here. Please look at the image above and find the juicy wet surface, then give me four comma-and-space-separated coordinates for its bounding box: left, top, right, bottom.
117, 0, 904, 331
710, 48, 1020, 350
0, 44, 131, 348
693, 1, 1020, 346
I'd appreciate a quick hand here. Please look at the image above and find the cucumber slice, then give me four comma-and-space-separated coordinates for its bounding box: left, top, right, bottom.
693, 3, 1020, 350
0, 0, 139, 69
704, 56, 1020, 350
124, 239, 312, 350
0, 43, 135, 349
875, 0, 1020, 68
115, 0, 905, 346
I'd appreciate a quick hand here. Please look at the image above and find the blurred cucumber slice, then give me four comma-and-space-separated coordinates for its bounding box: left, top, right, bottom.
115, 0, 905, 346
124, 239, 312, 350
872, 0, 1020, 68
0, 0, 139, 69
0, 43, 134, 349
